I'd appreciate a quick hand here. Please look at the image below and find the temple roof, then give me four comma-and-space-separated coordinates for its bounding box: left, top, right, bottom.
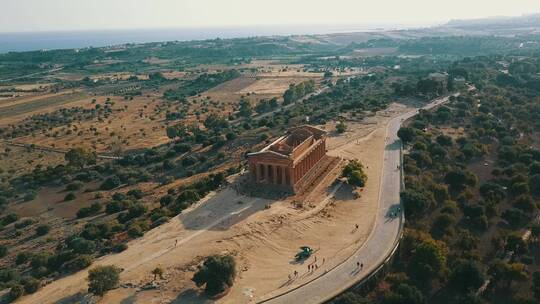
247, 125, 326, 158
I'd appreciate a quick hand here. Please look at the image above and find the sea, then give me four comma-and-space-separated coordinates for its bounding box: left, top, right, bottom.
0, 24, 416, 54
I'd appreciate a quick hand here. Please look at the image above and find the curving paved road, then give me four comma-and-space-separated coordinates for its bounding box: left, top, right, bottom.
258, 95, 452, 304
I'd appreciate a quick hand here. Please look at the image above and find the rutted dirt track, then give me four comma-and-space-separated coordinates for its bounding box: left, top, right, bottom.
17, 104, 411, 304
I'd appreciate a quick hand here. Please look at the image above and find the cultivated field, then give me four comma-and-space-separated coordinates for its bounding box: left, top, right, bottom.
0, 91, 87, 122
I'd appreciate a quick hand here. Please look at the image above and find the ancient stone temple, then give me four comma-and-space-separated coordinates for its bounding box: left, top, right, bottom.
246, 125, 327, 193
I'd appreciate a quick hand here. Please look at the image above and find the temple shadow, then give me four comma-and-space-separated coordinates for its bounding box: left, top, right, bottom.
178, 155, 342, 233
333, 183, 355, 201
177, 175, 277, 232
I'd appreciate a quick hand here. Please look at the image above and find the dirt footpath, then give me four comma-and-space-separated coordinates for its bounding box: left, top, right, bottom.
17, 103, 411, 304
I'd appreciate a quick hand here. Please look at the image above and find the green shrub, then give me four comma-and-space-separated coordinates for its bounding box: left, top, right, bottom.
113, 243, 128, 253
15, 218, 35, 229
342, 160, 367, 188
16, 252, 31, 265
193, 254, 236, 295
100, 176, 121, 190
126, 189, 143, 199
0, 269, 20, 283
8, 284, 24, 300
23, 191, 37, 202
127, 225, 144, 238
1, 213, 19, 225
68, 238, 96, 254
22, 277, 41, 294
105, 200, 132, 214
76, 202, 102, 218
35, 224, 51, 236
336, 121, 347, 133
159, 195, 174, 207
68, 255, 94, 271
112, 192, 127, 201
88, 265, 121, 296
30, 252, 51, 269
66, 181, 84, 191
64, 192, 76, 201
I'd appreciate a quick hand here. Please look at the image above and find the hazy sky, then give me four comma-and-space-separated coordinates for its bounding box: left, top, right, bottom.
2, 0, 540, 32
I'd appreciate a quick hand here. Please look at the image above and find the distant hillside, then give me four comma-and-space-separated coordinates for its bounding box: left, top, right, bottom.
314, 14, 540, 47
443, 14, 540, 34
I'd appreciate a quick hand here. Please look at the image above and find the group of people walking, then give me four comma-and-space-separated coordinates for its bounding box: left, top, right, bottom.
288, 256, 327, 282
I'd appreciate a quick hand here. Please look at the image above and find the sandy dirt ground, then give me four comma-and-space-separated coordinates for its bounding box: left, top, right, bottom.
239, 78, 311, 95
202, 75, 313, 107
16, 103, 411, 304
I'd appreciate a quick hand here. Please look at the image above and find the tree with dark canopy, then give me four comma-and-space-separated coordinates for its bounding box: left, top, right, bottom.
65, 147, 97, 169
88, 265, 121, 296
193, 254, 236, 295
449, 259, 485, 292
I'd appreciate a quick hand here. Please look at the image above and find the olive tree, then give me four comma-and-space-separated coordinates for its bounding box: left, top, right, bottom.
88, 265, 121, 296
192, 254, 236, 295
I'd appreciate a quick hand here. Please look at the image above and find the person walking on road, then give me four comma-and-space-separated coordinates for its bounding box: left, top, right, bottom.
361, 262, 364, 269
356, 262, 360, 268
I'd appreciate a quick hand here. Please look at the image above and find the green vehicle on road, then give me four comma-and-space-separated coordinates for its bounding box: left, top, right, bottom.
295, 246, 314, 261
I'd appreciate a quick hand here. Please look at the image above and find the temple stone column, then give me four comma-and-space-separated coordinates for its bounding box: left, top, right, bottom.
290, 167, 294, 186
250, 163, 256, 181
266, 164, 271, 183
273, 165, 278, 184
281, 166, 286, 185
255, 163, 260, 182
